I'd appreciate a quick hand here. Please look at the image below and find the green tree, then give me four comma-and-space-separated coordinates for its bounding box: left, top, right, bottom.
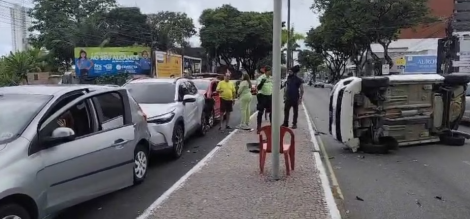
305, 26, 350, 82
312, 0, 438, 74
199, 5, 243, 67
104, 7, 152, 47
3, 49, 44, 84
282, 27, 304, 67
0, 57, 19, 86
29, 0, 118, 69
147, 11, 197, 52
199, 5, 273, 77
297, 50, 323, 81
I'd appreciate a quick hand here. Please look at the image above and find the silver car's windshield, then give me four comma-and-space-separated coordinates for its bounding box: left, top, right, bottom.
466, 88, 470, 96
192, 80, 210, 91
125, 83, 176, 104
0, 94, 51, 143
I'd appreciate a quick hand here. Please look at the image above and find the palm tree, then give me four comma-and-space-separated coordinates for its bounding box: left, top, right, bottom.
3, 49, 43, 84
281, 27, 304, 67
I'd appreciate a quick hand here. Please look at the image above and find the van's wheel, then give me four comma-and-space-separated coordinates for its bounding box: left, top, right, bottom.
361, 77, 389, 89
0, 203, 30, 219
444, 73, 470, 85
171, 123, 185, 159
133, 144, 149, 185
440, 134, 466, 146
360, 142, 389, 154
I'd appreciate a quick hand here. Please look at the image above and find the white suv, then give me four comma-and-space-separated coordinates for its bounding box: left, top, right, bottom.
124, 78, 207, 159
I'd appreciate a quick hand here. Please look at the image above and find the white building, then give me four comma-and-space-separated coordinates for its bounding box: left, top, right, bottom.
10, 4, 32, 52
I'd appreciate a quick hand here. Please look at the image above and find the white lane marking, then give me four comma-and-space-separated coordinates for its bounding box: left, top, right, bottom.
463, 161, 470, 166
302, 102, 342, 219
137, 112, 258, 219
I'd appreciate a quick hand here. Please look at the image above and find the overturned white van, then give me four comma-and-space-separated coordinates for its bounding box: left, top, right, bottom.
329, 73, 470, 153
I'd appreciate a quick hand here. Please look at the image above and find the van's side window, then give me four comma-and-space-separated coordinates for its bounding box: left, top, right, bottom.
94, 93, 124, 130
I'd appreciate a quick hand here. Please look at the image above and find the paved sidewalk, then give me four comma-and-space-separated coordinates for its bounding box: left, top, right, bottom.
139, 106, 340, 219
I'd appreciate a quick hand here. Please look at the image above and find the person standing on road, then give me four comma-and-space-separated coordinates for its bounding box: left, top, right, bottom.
256, 66, 273, 133
282, 65, 304, 129
216, 72, 236, 130
237, 73, 253, 130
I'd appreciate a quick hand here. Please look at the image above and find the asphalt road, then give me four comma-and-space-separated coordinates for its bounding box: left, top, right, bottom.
57, 100, 257, 219
304, 86, 470, 219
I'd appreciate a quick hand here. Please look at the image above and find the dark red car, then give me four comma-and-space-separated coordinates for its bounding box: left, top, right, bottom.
191, 78, 222, 127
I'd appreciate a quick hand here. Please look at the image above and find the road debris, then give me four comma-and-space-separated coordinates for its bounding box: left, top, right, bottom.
356, 196, 364, 201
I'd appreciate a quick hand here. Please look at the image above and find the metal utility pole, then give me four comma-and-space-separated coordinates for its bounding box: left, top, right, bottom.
286, 0, 291, 69
271, 0, 282, 180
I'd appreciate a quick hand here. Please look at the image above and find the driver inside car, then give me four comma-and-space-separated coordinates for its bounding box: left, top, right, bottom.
57, 111, 74, 128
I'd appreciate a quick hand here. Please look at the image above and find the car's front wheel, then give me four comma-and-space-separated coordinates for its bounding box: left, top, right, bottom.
197, 112, 209, 136
207, 109, 215, 127
0, 203, 30, 219
133, 144, 149, 185
171, 123, 185, 159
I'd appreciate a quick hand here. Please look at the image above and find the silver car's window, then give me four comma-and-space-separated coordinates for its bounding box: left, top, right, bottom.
126, 83, 176, 104
186, 81, 198, 95
0, 94, 51, 143
466, 88, 470, 96
192, 80, 210, 91
94, 92, 125, 130
41, 100, 94, 138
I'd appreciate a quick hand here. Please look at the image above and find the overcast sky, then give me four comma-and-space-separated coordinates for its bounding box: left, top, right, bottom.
0, 0, 319, 56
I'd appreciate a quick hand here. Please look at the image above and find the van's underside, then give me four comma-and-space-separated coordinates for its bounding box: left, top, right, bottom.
329, 74, 470, 154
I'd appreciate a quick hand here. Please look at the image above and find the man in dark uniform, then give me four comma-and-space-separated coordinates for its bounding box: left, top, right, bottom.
282, 65, 304, 129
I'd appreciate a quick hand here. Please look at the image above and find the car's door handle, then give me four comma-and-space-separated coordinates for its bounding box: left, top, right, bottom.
112, 139, 129, 148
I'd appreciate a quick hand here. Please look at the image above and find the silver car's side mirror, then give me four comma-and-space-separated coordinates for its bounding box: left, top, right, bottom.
52, 127, 75, 138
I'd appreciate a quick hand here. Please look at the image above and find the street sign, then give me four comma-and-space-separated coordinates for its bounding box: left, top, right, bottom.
452, 60, 470, 67
382, 64, 390, 75
403, 55, 437, 74
395, 57, 406, 66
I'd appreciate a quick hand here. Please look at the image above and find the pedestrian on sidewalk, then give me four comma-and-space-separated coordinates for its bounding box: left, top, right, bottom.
236, 72, 253, 130
256, 66, 273, 133
216, 72, 236, 130
282, 65, 304, 129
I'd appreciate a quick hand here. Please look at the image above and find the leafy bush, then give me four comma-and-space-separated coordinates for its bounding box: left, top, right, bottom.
92, 73, 131, 86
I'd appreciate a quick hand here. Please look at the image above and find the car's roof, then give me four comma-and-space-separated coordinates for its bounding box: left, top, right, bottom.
0, 84, 119, 96
191, 78, 215, 83
127, 78, 178, 84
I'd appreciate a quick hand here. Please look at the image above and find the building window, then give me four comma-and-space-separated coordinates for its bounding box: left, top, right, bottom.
33, 74, 38, 80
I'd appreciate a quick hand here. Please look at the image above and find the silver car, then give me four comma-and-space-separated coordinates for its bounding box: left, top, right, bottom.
124, 78, 207, 159
0, 85, 150, 219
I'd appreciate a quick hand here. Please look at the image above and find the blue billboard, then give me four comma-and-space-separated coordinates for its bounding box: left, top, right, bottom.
74, 47, 152, 77
403, 55, 437, 74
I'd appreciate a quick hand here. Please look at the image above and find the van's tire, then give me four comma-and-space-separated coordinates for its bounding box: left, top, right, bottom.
444, 73, 470, 85
133, 144, 149, 185
440, 134, 466, 146
362, 77, 389, 89
0, 203, 30, 219
360, 142, 389, 154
